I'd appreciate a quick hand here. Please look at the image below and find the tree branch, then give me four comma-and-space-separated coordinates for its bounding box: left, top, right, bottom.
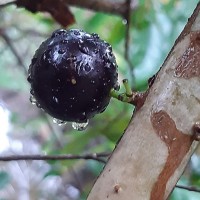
124, 0, 136, 86
0, 152, 110, 164
63, 0, 136, 17
87, 2, 200, 200
176, 184, 200, 193
0, 29, 27, 74
0, 0, 137, 17
124, 0, 131, 60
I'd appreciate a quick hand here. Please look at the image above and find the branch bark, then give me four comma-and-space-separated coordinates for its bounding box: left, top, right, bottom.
0, 152, 110, 164
176, 184, 200, 193
87, 2, 200, 200
62, 0, 136, 17
0, 0, 137, 17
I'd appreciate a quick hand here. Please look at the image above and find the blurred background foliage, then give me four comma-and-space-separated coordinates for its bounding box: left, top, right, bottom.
0, 0, 199, 199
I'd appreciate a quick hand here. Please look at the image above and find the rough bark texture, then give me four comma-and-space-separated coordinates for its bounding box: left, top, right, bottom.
87, 2, 200, 200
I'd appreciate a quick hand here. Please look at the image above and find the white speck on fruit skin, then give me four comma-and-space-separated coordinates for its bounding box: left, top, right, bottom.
53, 96, 59, 104
90, 80, 95, 84
71, 78, 76, 84
30, 95, 37, 105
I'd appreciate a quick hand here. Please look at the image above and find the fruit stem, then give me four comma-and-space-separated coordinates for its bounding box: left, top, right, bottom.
123, 79, 133, 97
110, 79, 135, 103
110, 89, 132, 103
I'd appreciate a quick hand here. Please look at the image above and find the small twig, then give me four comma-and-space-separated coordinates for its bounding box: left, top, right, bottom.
0, 30, 27, 74
124, 0, 136, 88
0, 152, 111, 164
176, 184, 200, 193
124, 0, 131, 61
0, 29, 65, 147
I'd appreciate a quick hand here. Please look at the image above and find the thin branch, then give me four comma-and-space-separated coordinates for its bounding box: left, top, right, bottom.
124, 0, 131, 61
0, 152, 111, 164
124, 0, 136, 88
0, 29, 66, 147
0, 30, 27, 74
176, 184, 200, 193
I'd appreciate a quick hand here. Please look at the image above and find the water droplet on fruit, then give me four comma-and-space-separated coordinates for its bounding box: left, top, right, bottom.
31, 57, 37, 65
84, 64, 91, 72
72, 120, 89, 131
100, 107, 106, 113
57, 78, 61, 83
122, 19, 127, 25
53, 118, 67, 126
104, 41, 109, 46
94, 49, 99, 54
52, 29, 67, 37
58, 49, 65, 54
92, 33, 99, 39
114, 82, 120, 90
73, 30, 80, 36
80, 46, 89, 54
107, 45, 112, 51
27, 75, 32, 83
30, 94, 37, 105
62, 39, 68, 44
78, 40, 89, 54
53, 96, 59, 104
30, 89, 34, 95
36, 102, 41, 108
72, 56, 77, 62
90, 80, 95, 84
82, 112, 86, 116
105, 49, 113, 58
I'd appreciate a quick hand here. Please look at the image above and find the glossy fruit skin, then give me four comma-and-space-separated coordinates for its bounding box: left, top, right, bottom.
28, 29, 118, 123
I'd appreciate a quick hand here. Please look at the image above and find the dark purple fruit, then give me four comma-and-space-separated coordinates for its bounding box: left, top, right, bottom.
28, 29, 118, 123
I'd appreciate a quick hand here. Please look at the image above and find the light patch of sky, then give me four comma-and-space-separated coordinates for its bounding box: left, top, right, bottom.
134, 11, 173, 82
0, 104, 10, 152
191, 154, 200, 174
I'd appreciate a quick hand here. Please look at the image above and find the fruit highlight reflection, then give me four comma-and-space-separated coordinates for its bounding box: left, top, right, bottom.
28, 29, 118, 131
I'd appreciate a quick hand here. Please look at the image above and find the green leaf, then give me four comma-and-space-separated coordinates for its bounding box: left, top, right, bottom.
0, 171, 10, 190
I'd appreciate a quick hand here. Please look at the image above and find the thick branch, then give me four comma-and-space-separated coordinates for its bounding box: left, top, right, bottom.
63, 0, 134, 17
0, 29, 27, 74
0, 0, 137, 17
88, 2, 200, 200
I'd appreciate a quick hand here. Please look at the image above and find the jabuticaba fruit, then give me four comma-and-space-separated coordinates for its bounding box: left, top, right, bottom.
28, 29, 118, 123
